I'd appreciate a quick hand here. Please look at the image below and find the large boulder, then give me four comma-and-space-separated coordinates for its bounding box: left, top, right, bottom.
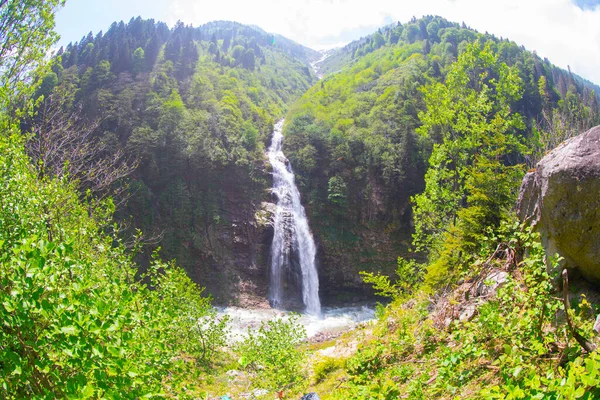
517, 125, 600, 282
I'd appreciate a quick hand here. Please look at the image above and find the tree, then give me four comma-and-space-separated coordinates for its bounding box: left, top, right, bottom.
34, 72, 58, 99
222, 33, 231, 51
164, 29, 181, 61
403, 24, 420, 43
412, 42, 526, 283
232, 44, 245, 65
26, 90, 138, 205
145, 32, 161, 68
327, 175, 348, 207
243, 48, 255, 70
372, 32, 385, 49
179, 37, 198, 78
0, 0, 64, 109
132, 47, 146, 76
426, 21, 440, 41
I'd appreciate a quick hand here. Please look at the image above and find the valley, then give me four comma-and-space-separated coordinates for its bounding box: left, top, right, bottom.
3, 3, 600, 398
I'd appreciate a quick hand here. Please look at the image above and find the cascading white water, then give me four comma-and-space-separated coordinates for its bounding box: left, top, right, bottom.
268, 120, 321, 316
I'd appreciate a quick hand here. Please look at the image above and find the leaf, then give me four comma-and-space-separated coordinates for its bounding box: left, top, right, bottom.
3, 301, 14, 313
92, 346, 103, 358
238, 356, 248, 367
513, 366, 523, 378
81, 383, 95, 398
60, 326, 79, 335
574, 386, 585, 398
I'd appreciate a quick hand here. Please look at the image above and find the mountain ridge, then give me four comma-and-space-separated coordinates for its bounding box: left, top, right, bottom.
44, 15, 600, 306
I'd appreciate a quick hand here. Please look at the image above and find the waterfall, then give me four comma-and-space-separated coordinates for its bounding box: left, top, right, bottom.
267, 120, 321, 316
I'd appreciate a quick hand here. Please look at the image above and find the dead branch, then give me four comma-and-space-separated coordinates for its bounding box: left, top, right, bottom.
25, 90, 139, 207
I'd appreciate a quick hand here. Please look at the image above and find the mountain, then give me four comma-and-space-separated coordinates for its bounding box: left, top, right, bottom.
283, 15, 600, 299
32, 15, 600, 306
37, 17, 317, 306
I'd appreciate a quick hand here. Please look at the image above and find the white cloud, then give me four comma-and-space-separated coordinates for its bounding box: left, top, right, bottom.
168, 0, 600, 85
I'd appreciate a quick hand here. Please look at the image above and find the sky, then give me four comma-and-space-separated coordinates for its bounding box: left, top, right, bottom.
55, 0, 600, 85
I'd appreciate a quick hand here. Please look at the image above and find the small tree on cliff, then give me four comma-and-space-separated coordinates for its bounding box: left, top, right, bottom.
413, 42, 526, 286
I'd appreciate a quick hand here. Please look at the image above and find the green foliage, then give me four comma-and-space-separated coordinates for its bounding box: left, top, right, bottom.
360, 257, 424, 299
313, 357, 345, 384
0, 8, 228, 396
330, 223, 600, 399
0, 0, 64, 107
412, 42, 527, 286
294, 144, 319, 174
241, 120, 259, 150
0, 132, 227, 398
236, 315, 307, 391
132, 47, 146, 75
327, 175, 348, 207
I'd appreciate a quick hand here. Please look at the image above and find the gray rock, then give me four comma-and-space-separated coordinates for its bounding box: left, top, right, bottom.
300, 394, 320, 400
517, 125, 600, 282
475, 271, 508, 297
459, 304, 477, 322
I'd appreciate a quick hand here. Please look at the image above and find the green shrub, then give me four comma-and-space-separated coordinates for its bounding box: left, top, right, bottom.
236, 315, 307, 391
313, 357, 345, 383
0, 133, 227, 398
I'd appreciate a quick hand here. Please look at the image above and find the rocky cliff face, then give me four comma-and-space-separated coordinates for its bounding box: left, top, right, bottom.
190, 161, 401, 307
190, 185, 274, 308
517, 125, 600, 283
308, 173, 413, 305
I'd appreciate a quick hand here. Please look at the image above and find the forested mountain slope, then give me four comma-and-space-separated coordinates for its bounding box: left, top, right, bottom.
284, 15, 600, 299
7, 4, 600, 397
33, 15, 600, 305
36, 18, 318, 305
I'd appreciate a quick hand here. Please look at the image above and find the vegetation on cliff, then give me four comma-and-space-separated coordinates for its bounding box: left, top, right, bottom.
28, 17, 318, 303
283, 16, 600, 300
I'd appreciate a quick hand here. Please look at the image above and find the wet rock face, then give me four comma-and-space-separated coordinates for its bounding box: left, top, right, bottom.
191, 182, 275, 308
517, 125, 600, 283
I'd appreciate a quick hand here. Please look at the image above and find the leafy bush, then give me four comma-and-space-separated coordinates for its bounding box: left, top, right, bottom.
236, 315, 307, 391
0, 133, 227, 398
313, 357, 345, 384
360, 256, 424, 300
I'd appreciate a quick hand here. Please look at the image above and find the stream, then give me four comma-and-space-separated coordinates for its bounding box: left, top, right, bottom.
217, 305, 376, 342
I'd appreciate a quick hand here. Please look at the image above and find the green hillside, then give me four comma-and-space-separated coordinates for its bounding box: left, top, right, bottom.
283, 15, 600, 299
34, 18, 318, 303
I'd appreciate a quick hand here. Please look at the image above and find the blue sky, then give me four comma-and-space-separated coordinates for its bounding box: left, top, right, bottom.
55, 0, 600, 85
55, 0, 167, 47
575, 0, 600, 10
